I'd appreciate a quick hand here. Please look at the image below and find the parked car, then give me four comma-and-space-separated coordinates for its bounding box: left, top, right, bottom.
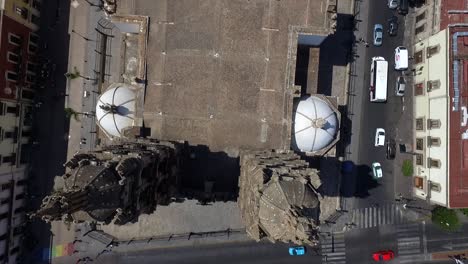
289, 246, 306, 256
386, 139, 396, 160
387, 0, 398, 9
372, 250, 395, 261
394, 46, 408, 70
398, 0, 409, 15
375, 128, 386, 147
395, 76, 406, 96
387, 16, 398, 36
373, 24, 383, 46
372, 162, 383, 179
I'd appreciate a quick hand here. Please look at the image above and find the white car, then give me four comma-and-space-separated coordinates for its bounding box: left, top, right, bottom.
388, 0, 398, 9
375, 128, 385, 147
395, 76, 406, 96
372, 162, 383, 179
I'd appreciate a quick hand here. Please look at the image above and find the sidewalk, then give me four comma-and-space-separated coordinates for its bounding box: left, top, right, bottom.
50, 0, 94, 261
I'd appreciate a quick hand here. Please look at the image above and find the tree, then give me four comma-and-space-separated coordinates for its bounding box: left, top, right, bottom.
65, 66, 96, 81
459, 208, 468, 216
401, 159, 413, 177
64, 66, 81, 80
432, 206, 460, 232
64, 107, 81, 121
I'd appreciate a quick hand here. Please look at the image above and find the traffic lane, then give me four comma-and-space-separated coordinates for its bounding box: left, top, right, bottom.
346, 226, 398, 264
108, 241, 321, 264
425, 223, 468, 253
354, 2, 408, 207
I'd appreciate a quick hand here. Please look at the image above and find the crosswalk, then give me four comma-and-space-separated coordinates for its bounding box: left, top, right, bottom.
351, 204, 405, 228
320, 232, 346, 264
396, 223, 425, 264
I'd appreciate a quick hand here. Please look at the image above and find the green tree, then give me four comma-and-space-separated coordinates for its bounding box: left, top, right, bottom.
64, 107, 81, 121
432, 206, 460, 232
459, 208, 468, 216
401, 159, 413, 177
64, 66, 81, 79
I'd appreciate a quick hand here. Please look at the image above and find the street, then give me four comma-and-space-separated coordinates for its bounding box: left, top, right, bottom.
56, 241, 322, 264
342, 0, 416, 211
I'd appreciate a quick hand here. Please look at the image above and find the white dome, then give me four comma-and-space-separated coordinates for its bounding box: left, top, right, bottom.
293, 96, 338, 152
96, 83, 136, 138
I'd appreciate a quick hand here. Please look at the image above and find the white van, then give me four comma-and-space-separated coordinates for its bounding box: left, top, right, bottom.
394, 46, 408, 70
370, 56, 388, 102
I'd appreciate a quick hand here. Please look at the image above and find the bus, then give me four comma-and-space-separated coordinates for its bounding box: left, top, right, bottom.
370, 56, 388, 102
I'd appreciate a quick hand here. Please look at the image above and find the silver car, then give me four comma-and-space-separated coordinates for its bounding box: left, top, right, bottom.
395, 76, 406, 96
388, 0, 398, 9
373, 24, 383, 46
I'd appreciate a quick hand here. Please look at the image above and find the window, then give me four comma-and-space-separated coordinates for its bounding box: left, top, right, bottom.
32, 0, 41, 10
427, 136, 441, 147
8, 33, 22, 46
31, 14, 40, 26
416, 118, 424, 131
6, 106, 17, 114
415, 83, 424, 96
427, 158, 441, 168
28, 33, 39, 46
427, 119, 441, 129
6, 71, 18, 82
427, 45, 440, 58
26, 63, 36, 74
1, 182, 12, 190
14, 207, 24, 214
414, 176, 424, 190
415, 25, 425, 35
0, 103, 4, 115
427, 80, 440, 91
21, 130, 31, 137
430, 182, 441, 192
25, 73, 35, 83
0, 213, 8, 220
416, 154, 424, 166
16, 179, 26, 186
0, 199, 10, 205
21, 89, 34, 100
3, 154, 16, 164
4, 131, 13, 139
416, 138, 424, 151
7, 52, 19, 64
15, 194, 24, 200
28, 44, 37, 54
10, 247, 19, 255
14, 6, 28, 19
415, 50, 424, 64
416, 12, 426, 23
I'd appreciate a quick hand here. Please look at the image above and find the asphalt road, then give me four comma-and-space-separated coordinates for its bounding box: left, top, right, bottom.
86, 241, 321, 264
353, 0, 413, 208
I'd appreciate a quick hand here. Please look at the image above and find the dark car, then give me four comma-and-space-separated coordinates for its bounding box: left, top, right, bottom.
387, 16, 398, 36
386, 139, 396, 160
398, 0, 409, 15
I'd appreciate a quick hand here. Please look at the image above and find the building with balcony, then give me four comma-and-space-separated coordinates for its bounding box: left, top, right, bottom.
0, 1, 37, 262
412, 11, 468, 207
0, 0, 40, 31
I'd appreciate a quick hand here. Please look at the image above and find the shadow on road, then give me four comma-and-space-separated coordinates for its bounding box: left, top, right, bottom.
340, 161, 380, 198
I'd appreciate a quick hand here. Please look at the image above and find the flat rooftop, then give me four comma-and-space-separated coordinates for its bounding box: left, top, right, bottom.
135, 0, 332, 152
448, 26, 468, 208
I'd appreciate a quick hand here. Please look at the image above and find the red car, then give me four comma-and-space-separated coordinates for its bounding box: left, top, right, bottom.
372, 250, 395, 261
